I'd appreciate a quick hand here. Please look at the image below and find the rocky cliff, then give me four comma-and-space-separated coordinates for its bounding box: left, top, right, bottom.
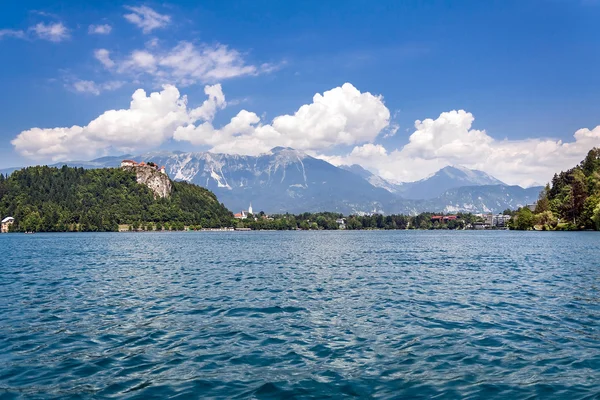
122, 165, 172, 198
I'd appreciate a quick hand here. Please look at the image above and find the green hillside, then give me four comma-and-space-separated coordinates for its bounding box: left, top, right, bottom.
510, 148, 600, 230
0, 166, 233, 232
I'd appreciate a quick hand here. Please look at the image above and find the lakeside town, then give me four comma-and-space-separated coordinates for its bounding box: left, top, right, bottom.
2, 146, 600, 233
0, 160, 522, 234
1, 204, 520, 233
0, 206, 518, 233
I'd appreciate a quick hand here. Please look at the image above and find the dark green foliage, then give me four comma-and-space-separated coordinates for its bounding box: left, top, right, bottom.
236, 211, 478, 231
0, 166, 233, 232
510, 147, 600, 230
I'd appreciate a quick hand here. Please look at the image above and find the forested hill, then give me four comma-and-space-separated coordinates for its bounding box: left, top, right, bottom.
0, 166, 233, 232
510, 148, 600, 230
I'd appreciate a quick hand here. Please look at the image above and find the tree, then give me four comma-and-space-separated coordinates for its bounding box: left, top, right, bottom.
581, 148, 600, 176
592, 202, 600, 230
22, 212, 42, 232
534, 184, 551, 214
535, 211, 557, 230
510, 208, 535, 230
299, 221, 310, 230
0, 166, 233, 232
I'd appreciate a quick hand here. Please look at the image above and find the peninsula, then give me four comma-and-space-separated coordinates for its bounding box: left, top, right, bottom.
0, 164, 232, 232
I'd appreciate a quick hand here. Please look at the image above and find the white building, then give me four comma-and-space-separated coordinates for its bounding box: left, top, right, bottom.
1, 217, 15, 233
234, 211, 247, 219
483, 214, 511, 228
234, 203, 256, 220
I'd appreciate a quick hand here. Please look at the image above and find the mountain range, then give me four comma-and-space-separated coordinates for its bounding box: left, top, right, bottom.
0, 147, 543, 214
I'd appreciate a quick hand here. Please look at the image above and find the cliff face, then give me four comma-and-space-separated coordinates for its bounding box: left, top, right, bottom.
122, 165, 172, 198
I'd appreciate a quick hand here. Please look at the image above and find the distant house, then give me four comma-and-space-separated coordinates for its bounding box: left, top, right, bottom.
234, 203, 255, 220
483, 214, 511, 228
160, 166, 166, 175
336, 218, 346, 229
234, 212, 247, 220
1, 217, 14, 233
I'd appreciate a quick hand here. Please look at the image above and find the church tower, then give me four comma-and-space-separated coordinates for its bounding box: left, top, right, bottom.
248, 202, 253, 215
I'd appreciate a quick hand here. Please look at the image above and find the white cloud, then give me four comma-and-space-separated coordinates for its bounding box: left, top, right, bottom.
173, 82, 391, 154
0, 29, 25, 39
12, 83, 386, 161
326, 110, 600, 187
94, 49, 115, 68
97, 41, 273, 86
12, 84, 224, 161
159, 42, 258, 82
121, 50, 157, 72
31, 22, 69, 42
124, 5, 170, 33
88, 24, 112, 35
12, 82, 600, 187
71, 80, 125, 95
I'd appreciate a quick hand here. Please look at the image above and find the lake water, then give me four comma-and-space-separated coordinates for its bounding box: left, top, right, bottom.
1, 231, 599, 399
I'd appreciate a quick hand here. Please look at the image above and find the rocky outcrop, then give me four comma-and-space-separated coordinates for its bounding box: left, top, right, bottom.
122, 165, 172, 198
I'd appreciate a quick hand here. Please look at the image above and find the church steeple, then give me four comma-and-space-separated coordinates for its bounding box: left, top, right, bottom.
248, 202, 253, 214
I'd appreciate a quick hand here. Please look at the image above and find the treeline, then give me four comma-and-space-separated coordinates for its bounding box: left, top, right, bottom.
237, 211, 484, 230
0, 166, 233, 232
509, 148, 600, 230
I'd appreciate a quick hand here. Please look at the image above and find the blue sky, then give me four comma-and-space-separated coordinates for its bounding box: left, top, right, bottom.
1, 0, 599, 185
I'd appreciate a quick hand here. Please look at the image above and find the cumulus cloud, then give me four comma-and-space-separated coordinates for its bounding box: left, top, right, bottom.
124, 5, 170, 33
71, 80, 125, 95
31, 22, 69, 42
12, 84, 225, 161
12, 83, 387, 160
88, 24, 112, 35
173, 83, 391, 154
326, 110, 600, 187
96, 41, 274, 86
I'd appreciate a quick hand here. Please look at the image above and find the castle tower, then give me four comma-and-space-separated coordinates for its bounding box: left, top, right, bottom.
248, 202, 253, 215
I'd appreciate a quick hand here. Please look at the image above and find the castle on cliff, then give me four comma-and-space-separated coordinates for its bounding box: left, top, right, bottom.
121, 160, 166, 175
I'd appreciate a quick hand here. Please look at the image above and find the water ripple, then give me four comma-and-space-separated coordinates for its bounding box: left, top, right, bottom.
1, 231, 599, 399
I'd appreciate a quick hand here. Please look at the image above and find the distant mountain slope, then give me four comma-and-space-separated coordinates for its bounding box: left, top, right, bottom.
396, 165, 505, 199
1, 149, 539, 214
387, 184, 543, 214
138, 147, 396, 214
423, 184, 541, 213
339, 164, 400, 193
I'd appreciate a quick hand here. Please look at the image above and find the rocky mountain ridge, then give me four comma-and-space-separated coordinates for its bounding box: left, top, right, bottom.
1, 148, 543, 214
